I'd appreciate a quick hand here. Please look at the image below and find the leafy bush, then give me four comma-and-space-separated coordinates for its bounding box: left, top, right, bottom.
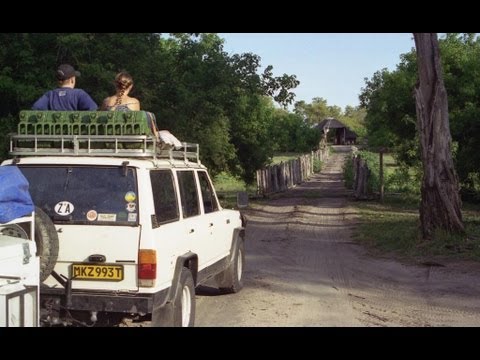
313, 158, 323, 173
461, 172, 480, 203
386, 165, 421, 195
358, 150, 380, 193
343, 156, 354, 189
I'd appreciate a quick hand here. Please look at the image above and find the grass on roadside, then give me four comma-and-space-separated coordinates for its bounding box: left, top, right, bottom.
352, 195, 480, 262
272, 152, 303, 164
213, 172, 257, 209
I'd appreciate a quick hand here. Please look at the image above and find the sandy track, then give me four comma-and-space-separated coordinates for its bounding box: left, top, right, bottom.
195, 146, 480, 327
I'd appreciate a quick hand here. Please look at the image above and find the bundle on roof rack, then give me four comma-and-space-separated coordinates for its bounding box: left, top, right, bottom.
10, 111, 200, 163
17, 110, 157, 137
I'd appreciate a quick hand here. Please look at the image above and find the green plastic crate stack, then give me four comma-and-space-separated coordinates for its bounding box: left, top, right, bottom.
17, 110, 156, 136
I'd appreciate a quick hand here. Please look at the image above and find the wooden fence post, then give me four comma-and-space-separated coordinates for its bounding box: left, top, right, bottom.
255, 147, 331, 196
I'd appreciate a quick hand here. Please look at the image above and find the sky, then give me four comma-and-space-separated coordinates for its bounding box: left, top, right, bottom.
219, 33, 416, 110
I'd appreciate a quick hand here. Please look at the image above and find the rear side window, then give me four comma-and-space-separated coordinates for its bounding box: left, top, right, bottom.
150, 170, 179, 225
198, 171, 219, 213
177, 170, 199, 218
19, 165, 138, 225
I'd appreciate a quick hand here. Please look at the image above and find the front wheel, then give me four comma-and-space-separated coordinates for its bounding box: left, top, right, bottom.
216, 239, 244, 293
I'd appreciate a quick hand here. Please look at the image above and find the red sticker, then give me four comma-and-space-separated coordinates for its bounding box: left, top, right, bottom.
86, 210, 98, 221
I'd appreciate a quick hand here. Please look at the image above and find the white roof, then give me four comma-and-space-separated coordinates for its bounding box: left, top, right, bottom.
2, 156, 205, 170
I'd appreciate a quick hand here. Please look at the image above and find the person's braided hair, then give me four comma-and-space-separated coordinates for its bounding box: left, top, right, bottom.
114, 71, 134, 106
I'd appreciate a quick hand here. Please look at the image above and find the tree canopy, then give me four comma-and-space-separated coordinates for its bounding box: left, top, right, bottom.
0, 33, 301, 184
359, 33, 480, 200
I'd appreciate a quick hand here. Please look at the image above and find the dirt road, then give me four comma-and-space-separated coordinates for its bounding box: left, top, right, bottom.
195, 146, 480, 326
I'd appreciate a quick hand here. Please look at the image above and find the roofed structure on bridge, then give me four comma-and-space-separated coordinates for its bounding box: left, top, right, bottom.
316, 117, 357, 145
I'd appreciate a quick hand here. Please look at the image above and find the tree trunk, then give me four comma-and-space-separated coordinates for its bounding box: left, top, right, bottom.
413, 33, 465, 240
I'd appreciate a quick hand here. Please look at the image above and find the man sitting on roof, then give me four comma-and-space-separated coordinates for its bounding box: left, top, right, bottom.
32, 64, 98, 111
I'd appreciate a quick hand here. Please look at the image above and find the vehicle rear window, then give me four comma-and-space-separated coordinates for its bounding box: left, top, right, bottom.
150, 169, 179, 225
19, 165, 138, 225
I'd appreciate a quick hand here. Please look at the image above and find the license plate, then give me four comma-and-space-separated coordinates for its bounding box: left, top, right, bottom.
71, 263, 124, 281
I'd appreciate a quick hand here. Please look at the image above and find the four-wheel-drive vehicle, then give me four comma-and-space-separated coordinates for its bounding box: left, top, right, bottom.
1, 110, 245, 327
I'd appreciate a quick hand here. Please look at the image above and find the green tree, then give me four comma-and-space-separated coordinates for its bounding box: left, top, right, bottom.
228, 95, 276, 184
359, 33, 480, 201
0, 33, 300, 184
339, 105, 367, 139
294, 97, 330, 125
269, 107, 319, 153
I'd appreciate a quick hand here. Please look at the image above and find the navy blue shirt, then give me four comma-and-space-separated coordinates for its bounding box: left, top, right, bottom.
32, 87, 98, 111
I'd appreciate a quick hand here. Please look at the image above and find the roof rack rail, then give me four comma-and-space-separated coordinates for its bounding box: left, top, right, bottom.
10, 110, 200, 163
9, 134, 200, 163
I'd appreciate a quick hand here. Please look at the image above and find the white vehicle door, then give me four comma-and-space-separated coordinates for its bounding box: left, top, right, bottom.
197, 170, 230, 263
176, 170, 211, 267
149, 169, 186, 288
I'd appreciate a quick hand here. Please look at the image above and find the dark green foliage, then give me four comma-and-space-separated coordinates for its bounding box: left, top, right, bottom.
269, 108, 320, 153
358, 150, 380, 193
228, 95, 276, 184
313, 158, 323, 173
359, 33, 480, 201
294, 97, 366, 143
345, 150, 422, 196
343, 157, 354, 189
0, 33, 300, 183
386, 165, 421, 195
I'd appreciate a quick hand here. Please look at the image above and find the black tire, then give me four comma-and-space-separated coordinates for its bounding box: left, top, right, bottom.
23, 207, 59, 282
151, 267, 195, 327
173, 267, 195, 327
216, 239, 244, 293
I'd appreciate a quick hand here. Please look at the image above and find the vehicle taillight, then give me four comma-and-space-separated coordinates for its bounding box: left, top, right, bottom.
138, 249, 156, 287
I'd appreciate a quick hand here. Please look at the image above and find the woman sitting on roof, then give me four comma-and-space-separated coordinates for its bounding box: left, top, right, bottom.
101, 71, 140, 111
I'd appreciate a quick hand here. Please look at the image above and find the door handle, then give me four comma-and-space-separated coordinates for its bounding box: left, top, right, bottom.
189, 229, 195, 234
209, 223, 214, 227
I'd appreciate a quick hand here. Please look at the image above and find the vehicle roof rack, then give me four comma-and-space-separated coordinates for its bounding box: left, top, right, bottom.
10, 110, 200, 163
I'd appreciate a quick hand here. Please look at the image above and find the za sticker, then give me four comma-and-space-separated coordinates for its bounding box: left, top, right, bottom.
54, 201, 74, 216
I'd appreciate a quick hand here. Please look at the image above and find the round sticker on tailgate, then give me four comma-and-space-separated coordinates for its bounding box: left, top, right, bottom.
54, 201, 74, 216
126, 202, 136, 212
124, 191, 136, 202
86, 210, 98, 221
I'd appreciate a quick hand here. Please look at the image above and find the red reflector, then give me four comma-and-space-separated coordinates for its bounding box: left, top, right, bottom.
139, 263, 156, 279
139, 249, 156, 280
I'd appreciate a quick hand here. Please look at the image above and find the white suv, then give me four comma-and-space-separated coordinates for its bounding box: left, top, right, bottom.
1, 110, 245, 327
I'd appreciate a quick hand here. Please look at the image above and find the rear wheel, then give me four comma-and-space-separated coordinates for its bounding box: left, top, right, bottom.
216, 240, 244, 293
173, 267, 195, 327
151, 267, 195, 327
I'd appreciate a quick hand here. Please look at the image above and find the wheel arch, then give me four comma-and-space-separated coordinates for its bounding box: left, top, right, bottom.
167, 252, 198, 304
228, 227, 245, 264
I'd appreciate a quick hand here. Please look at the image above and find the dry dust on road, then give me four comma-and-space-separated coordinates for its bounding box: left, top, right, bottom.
195, 146, 480, 327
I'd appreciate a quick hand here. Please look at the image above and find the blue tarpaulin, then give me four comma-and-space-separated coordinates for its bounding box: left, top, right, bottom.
0, 166, 34, 223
